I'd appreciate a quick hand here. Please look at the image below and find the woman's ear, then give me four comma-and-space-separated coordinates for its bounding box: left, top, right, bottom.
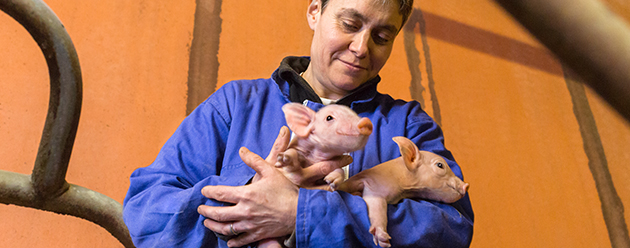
307, 0, 321, 30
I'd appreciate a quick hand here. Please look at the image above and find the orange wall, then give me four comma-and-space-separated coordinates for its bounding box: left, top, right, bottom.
0, 1, 194, 247
1, 0, 629, 247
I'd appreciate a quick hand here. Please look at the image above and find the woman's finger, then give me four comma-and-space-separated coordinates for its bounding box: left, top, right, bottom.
302, 155, 352, 179
240, 147, 272, 175
197, 204, 245, 222
201, 185, 242, 204
266, 126, 290, 163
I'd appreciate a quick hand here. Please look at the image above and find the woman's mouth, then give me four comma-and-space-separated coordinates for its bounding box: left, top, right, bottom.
339, 59, 367, 72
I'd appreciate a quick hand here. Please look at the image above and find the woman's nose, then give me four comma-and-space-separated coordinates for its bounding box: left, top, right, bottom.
349, 30, 370, 58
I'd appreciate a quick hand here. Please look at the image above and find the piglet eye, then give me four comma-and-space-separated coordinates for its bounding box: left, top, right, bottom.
326, 115, 334, 121
436, 162, 444, 169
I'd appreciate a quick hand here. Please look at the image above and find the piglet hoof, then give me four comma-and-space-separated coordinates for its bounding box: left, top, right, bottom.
327, 182, 336, 191
369, 226, 391, 248
324, 176, 341, 191
275, 153, 288, 167
324, 171, 344, 191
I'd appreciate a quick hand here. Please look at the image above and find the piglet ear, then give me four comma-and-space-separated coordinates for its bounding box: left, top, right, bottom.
392, 136, 421, 171
282, 103, 316, 138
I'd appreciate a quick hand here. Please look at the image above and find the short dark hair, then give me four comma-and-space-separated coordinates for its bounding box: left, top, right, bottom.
320, 0, 414, 30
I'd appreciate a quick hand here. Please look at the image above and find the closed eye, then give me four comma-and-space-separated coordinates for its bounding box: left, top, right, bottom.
342, 21, 360, 32
372, 29, 394, 45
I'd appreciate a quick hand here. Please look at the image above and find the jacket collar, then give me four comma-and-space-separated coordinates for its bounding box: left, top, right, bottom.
273, 56, 380, 107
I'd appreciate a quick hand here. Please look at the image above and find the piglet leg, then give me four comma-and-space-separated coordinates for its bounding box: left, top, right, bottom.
363, 194, 391, 248
324, 168, 345, 190
257, 238, 284, 248
276, 149, 300, 169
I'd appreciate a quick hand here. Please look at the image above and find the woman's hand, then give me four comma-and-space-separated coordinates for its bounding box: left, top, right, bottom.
198, 146, 299, 247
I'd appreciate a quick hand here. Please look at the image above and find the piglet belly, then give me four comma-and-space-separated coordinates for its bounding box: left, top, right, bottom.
361, 176, 403, 204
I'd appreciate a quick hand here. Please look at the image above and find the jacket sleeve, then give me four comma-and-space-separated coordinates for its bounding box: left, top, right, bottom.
122, 99, 250, 248
295, 113, 474, 248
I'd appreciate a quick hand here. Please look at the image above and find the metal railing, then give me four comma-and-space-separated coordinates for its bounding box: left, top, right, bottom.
0, 0, 133, 247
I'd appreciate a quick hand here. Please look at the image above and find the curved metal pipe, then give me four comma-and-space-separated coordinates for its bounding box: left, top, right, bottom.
0, 171, 134, 247
0, 0, 133, 246
1, 0, 80, 199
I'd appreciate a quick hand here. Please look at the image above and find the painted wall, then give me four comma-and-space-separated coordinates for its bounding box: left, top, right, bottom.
1, 0, 629, 247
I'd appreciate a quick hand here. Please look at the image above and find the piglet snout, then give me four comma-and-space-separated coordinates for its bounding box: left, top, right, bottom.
357, 117, 373, 136
460, 183, 470, 196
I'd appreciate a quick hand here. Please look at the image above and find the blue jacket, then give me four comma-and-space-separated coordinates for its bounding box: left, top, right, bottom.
123, 57, 474, 247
